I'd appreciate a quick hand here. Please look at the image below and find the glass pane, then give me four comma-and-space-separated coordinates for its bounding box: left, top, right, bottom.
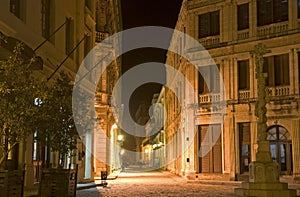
270, 143, 277, 162
280, 144, 287, 171
267, 127, 277, 140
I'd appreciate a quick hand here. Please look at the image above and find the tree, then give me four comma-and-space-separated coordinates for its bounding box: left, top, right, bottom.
0, 43, 43, 169
35, 72, 90, 168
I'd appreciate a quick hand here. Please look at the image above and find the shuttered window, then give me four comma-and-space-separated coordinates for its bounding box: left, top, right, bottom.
237, 3, 249, 30
198, 65, 220, 94
198, 11, 220, 38
263, 54, 289, 86
257, 0, 288, 26
238, 60, 250, 90
199, 125, 222, 173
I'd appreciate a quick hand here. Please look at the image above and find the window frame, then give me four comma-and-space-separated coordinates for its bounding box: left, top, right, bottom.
198, 10, 220, 38
263, 54, 290, 86
257, 0, 288, 26
238, 60, 250, 90
237, 3, 249, 30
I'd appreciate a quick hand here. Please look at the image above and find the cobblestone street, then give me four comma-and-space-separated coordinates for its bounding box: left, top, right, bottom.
77, 168, 238, 197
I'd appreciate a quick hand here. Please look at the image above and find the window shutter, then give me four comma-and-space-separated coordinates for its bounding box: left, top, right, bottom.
198, 13, 209, 38
200, 126, 210, 173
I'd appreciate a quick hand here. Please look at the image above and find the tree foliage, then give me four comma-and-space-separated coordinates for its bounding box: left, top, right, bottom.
0, 43, 43, 168
35, 72, 91, 168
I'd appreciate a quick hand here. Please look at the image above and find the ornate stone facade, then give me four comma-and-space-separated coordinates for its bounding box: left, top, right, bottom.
164, 0, 300, 183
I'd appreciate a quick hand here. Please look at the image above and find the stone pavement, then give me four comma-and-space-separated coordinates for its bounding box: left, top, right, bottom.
77, 168, 236, 197
24, 168, 300, 197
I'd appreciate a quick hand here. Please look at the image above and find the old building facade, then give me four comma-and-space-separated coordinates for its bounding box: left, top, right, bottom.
165, 0, 300, 181
0, 0, 122, 188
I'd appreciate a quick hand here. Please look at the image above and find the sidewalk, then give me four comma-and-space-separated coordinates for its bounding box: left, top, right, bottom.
23, 170, 122, 197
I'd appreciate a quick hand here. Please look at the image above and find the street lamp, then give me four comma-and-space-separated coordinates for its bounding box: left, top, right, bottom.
117, 134, 124, 142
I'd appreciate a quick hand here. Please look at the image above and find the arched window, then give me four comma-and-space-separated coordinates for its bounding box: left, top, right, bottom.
266, 125, 292, 174
267, 126, 290, 141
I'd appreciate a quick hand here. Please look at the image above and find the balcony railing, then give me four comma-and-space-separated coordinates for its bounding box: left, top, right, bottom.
199, 93, 220, 104
198, 36, 220, 48
257, 22, 288, 37
96, 31, 110, 43
238, 90, 250, 100
267, 86, 290, 97
237, 30, 250, 40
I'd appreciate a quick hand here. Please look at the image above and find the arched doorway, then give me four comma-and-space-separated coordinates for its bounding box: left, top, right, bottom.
267, 125, 293, 175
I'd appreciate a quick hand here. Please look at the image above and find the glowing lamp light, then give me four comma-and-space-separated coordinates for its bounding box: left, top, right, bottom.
117, 135, 124, 141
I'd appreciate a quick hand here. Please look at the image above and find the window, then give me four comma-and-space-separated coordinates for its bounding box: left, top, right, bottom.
10, 0, 25, 21
198, 125, 222, 173
65, 18, 74, 57
257, 0, 288, 26
267, 126, 292, 173
239, 123, 251, 174
298, 0, 300, 18
198, 65, 220, 94
198, 11, 220, 38
263, 54, 289, 86
41, 0, 54, 42
238, 60, 250, 90
238, 3, 249, 30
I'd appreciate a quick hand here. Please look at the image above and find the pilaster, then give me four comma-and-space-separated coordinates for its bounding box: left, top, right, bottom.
292, 119, 300, 182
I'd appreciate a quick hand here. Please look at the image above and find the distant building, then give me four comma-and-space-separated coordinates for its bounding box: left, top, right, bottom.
93, 0, 122, 178
165, 0, 300, 181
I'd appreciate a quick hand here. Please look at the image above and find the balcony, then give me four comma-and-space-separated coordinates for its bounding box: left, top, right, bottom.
198, 36, 220, 49
199, 93, 220, 104
257, 22, 289, 38
238, 90, 250, 100
237, 29, 249, 40
267, 86, 290, 97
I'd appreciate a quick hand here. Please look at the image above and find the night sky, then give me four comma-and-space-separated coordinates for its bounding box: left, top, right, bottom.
121, 0, 183, 120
